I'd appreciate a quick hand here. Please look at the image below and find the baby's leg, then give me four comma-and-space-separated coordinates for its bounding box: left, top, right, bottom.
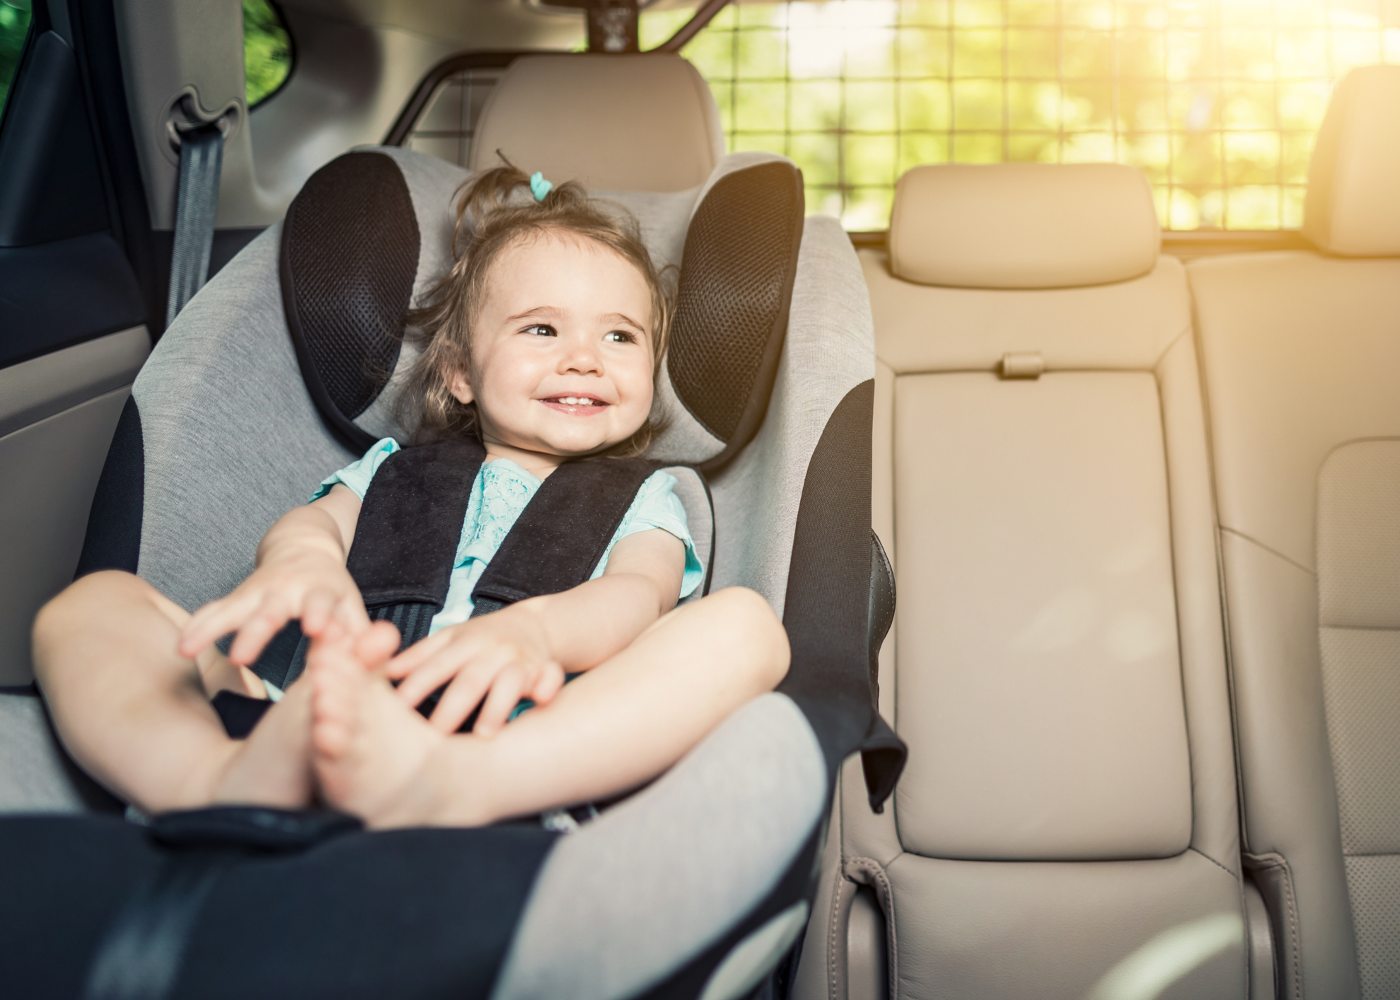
463, 587, 790, 819
33, 570, 314, 813
312, 587, 789, 829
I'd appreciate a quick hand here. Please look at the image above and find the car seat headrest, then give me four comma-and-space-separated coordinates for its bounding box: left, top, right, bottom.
467, 54, 725, 193
1303, 64, 1400, 257
280, 154, 420, 450
279, 148, 803, 469
889, 163, 1160, 289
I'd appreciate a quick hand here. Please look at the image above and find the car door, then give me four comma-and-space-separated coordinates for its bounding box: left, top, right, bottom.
0, 0, 148, 684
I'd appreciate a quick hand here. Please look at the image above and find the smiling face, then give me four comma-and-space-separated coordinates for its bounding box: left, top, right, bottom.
448, 230, 657, 474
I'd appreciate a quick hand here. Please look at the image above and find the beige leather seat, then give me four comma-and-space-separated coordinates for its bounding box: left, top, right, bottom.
467, 53, 724, 191
795, 163, 1254, 999
1188, 64, 1400, 1000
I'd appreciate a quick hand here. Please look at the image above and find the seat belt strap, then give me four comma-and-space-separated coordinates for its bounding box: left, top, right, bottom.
165, 122, 226, 328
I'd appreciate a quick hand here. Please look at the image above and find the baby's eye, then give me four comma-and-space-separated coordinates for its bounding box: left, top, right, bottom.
604, 329, 638, 344
523, 323, 557, 337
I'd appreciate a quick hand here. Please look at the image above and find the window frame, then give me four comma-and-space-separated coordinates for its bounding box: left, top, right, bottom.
0, 0, 43, 145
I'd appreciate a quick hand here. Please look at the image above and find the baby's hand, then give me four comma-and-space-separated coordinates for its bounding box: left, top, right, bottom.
179, 547, 367, 666
385, 612, 564, 736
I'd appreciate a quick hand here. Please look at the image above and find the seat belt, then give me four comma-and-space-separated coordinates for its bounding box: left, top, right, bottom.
165, 121, 226, 328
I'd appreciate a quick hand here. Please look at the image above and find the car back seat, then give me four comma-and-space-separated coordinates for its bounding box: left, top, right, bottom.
1188, 64, 1400, 1000
795, 162, 1255, 999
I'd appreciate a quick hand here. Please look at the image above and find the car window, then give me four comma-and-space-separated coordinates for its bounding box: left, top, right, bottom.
643, 0, 1400, 233
0, 0, 34, 124
244, 0, 291, 107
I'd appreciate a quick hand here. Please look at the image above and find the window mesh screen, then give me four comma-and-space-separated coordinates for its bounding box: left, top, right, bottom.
405, 69, 501, 166
643, 0, 1400, 231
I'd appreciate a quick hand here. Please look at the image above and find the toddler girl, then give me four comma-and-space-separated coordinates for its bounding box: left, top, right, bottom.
33, 165, 790, 829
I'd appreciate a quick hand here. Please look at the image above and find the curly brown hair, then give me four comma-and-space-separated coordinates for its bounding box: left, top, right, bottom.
399, 164, 673, 458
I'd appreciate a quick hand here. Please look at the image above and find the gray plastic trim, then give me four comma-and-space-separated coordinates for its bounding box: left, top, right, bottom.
0, 326, 148, 438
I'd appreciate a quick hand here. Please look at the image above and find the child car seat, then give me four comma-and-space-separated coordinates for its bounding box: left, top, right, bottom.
0, 145, 903, 999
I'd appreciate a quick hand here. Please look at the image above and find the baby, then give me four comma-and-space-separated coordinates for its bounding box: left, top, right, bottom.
33, 165, 790, 829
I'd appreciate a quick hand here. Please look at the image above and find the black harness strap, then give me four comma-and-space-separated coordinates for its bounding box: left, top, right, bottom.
347, 437, 486, 644
469, 456, 656, 617
426, 453, 655, 724
229, 442, 661, 732
271, 437, 484, 693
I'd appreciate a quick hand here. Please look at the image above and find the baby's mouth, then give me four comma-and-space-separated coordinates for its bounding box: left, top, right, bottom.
540, 395, 610, 415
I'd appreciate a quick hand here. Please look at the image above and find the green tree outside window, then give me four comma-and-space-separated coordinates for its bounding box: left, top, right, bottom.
643, 0, 1400, 232
245, 0, 291, 107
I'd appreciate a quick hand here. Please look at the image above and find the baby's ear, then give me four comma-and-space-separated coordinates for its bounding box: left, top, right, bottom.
448, 371, 475, 406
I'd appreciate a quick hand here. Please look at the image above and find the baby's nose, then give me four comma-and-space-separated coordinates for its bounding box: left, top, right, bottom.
560, 343, 603, 374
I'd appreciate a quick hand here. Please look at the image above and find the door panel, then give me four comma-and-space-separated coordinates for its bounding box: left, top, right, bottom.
0, 3, 150, 683
0, 330, 147, 684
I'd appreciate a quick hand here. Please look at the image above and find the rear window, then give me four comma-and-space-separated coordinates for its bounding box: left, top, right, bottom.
643, 0, 1400, 232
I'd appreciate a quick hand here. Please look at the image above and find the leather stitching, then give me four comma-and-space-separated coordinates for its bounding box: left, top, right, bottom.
1219, 526, 1317, 577
1190, 846, 1239, 881
845, 856, 898, 1000
1250, 852, 1304, 1000
827, 873, 846, 1000
1278, 857, 1304, 1000
1150, 320, 1193, 371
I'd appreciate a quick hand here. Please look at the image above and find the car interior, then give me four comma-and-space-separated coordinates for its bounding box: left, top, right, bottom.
1, 1, 1398, 998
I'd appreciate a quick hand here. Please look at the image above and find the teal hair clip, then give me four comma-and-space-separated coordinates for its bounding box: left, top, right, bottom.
529, 171, 553, 202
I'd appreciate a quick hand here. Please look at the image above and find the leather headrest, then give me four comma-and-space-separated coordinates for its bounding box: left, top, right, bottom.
1303, 65, 1400, 257
889, 163, 1160, 289
468, 54, 724, 192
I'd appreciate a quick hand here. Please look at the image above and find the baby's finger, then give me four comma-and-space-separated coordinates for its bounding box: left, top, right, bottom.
333, 593, 370, 634
425, 660, 500, 732
529, 662, 566, 706
300, 590, 337, 638
179, 591, 259, 658
393, 646, 474, 707
319, 616, 348, 645
227, 594, 293, 665
385, 629, 454, 680
471, 669, 526, 738
353, 620, 402, 673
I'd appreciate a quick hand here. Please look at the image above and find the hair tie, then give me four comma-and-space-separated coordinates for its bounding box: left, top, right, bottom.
529, 171, 553, 202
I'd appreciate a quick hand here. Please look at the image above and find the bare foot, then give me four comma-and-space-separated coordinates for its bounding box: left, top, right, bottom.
308, 623, 491, 828
202, 679, 315, 809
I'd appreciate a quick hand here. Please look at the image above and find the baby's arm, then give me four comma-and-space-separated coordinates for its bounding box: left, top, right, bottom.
179, 484, 366, 666
387, 528, 685, 734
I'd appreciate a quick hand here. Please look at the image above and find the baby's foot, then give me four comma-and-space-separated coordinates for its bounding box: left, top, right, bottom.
206, 680, 315, 809
309, 623, 479, 828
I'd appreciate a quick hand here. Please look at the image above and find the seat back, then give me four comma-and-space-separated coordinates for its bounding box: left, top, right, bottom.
1188, 64, 1400, 1000
798, 163, 1250, 999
